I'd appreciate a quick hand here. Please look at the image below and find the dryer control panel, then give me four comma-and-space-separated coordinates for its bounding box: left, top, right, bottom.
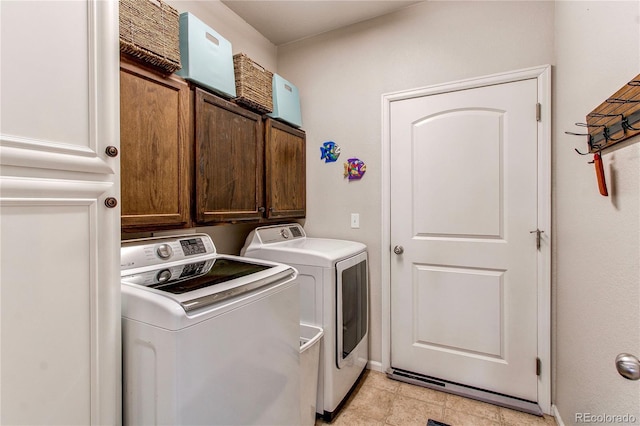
254, 224, 306, 244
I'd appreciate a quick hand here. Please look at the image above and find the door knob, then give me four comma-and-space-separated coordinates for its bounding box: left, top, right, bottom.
616, 353, 640, 380
393, 245, 404, 255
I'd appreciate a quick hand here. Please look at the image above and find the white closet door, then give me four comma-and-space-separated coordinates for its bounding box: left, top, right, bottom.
0, 1, 120, 425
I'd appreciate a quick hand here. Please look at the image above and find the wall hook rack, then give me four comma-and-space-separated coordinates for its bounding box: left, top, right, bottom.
564, 74, 640, 197
583, 73, 640, 152
566, 73, 640, 154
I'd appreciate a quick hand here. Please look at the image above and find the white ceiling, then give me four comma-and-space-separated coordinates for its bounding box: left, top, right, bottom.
220, 0, 423, 46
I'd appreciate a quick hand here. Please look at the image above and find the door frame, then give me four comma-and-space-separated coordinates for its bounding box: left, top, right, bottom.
380, 65, 551, 414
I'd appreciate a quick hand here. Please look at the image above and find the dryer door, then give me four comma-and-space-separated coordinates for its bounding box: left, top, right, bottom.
336, 251, 368, 368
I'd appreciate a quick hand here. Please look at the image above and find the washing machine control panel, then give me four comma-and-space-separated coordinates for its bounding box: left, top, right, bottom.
256, 224, 306, 244
121, 259, 215, 287
121, 234, 216, 271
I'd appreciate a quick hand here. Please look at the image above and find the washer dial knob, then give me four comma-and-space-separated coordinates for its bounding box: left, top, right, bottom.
156, 269, 172, 283
156, 243, 173, 259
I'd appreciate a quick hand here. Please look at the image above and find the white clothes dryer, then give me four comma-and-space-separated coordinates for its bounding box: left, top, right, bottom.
242, 224, 368, 421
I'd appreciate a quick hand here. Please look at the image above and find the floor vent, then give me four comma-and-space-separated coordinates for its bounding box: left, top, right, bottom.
387, 368, 543, 417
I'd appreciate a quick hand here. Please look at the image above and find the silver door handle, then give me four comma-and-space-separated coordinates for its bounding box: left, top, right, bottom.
393, 245, 404, 255
616, 353, 640, 380
530, 229, 543, 250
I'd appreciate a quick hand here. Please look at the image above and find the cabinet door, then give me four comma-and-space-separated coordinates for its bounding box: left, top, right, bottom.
265, 118, 306, 219
195, 89, 264, 224
0, 1, 120, 424
120, 60, 191, 230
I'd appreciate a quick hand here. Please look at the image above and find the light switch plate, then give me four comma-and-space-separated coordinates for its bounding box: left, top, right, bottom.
351, 213, 360, 229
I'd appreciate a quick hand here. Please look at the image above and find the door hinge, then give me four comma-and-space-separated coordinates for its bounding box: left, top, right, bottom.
536, 103, 542, 122
536, 357, 541, 376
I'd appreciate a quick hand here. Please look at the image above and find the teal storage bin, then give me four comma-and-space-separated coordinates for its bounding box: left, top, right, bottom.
176, 13, 236, 98
269, 74, 302, 128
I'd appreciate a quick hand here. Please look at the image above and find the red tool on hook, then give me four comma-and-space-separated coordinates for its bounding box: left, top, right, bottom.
592, 152, 608, 196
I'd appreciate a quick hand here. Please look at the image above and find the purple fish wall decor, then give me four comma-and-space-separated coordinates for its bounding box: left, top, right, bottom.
344, 158, 366, 180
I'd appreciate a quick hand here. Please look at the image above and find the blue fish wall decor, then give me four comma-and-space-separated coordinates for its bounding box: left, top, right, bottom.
320, 141, 341, 163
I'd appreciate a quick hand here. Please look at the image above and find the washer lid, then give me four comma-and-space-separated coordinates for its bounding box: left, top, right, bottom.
122, 254, 296, 313
121, 234, 298, 313
245, 237, 366, 267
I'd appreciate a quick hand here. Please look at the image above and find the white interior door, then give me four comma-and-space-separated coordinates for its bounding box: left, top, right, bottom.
390, 77, 540, 401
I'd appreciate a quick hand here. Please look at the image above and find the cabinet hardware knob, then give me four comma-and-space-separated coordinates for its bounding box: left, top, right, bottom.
104, 197, 118, 208
105, 146, 119, 157
258, 207, 266, 213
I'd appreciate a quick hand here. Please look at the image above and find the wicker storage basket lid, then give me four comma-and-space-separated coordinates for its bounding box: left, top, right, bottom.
119, 0, 181, 74
233, 53, 273, 113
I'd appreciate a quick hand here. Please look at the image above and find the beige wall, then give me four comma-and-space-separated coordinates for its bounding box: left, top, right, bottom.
553, 1, 640, 423
166, 0, 277, 71
277, 0, 554, 369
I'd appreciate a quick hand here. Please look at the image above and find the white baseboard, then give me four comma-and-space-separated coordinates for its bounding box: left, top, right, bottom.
367, 360, 384, 373
552, 405, 565, 426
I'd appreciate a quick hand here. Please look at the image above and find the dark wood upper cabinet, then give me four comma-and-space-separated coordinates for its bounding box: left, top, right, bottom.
194, 88, 264, 224
120, 60, 192, 231
265, 118, 306, 219
120, 68, 305, 230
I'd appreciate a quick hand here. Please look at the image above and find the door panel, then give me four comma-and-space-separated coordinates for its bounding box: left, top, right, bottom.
1, 1, 89, 146
120, 61, 191, 229
195, 89, 264, 223
413, 109, 504, 238
1, 200, 94, 425
390, 78, 539, 401
414, 265, 504, 358
265, 118, 306, 219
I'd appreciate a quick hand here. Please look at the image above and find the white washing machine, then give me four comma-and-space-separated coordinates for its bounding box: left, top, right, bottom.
121, 233, 300, 425
242, 223, 368, 421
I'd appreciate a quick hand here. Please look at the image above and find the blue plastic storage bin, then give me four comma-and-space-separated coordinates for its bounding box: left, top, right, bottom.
176, 12, 236, 98
269, 74, 302, 128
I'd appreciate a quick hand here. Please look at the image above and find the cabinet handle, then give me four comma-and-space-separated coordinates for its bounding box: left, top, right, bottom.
105, 146, 119, 157
258, 207, 266, 213
104, 197, 118, 208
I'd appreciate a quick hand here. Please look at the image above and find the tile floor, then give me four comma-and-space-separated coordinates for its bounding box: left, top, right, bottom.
315, 370, 557, 426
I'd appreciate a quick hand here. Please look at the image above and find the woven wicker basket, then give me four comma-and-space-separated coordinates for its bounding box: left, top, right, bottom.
119, 0, 181, 74
233, 54, 273, 113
